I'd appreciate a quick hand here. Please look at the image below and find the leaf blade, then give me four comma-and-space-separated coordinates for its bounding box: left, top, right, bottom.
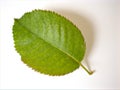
13, 10, 86, 76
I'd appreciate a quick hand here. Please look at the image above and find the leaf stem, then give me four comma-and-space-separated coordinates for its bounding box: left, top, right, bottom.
80, 63, 94, 75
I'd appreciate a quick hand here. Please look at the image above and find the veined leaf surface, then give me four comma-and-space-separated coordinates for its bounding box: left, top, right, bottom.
13, 10, 86, 76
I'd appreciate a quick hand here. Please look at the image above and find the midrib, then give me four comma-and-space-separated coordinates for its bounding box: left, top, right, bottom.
15, 19, 80, 65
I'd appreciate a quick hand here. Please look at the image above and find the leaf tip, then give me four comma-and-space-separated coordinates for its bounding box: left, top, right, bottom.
14, 18, 18, 21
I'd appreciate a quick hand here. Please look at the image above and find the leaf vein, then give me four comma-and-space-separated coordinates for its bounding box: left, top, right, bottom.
15, 19, 80, 65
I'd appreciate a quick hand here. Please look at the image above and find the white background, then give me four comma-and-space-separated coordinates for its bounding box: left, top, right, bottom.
0, 0, 120, 89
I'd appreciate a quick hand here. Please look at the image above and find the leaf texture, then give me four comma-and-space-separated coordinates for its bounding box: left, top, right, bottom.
13, 10, 86, 76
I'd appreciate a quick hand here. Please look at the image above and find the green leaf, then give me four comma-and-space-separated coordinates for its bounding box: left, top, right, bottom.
13, 10, 91, 76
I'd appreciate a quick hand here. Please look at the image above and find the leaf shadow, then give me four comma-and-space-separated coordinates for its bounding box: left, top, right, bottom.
48, 9, 95, 71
